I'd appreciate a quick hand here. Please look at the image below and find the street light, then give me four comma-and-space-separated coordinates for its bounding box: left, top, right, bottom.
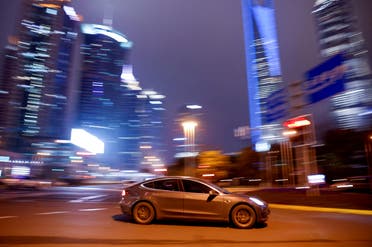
182, 121, 198, 176
182, 121, 198, 153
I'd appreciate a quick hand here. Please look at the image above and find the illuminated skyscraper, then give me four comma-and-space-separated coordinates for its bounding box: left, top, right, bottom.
120, 66, 167, 171
135, 89, 167, 172
312, 0, 372, 130
0, 0, 81, 152
79, 25, 166, 170
78, 24, 134, 168
241, 0, 285, 149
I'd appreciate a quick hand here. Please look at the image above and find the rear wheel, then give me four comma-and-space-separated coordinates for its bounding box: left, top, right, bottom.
132, 202, 155, 224
230, 204, 256, 229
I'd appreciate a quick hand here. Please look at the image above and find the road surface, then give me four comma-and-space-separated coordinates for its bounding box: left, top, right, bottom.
0, 184, 371, 246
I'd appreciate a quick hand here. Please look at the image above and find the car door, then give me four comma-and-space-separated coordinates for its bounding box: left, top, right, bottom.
181, 179, 228, 221
146, 178, 184, 219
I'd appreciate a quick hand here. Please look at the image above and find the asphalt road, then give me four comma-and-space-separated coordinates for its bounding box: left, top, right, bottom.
0, 184, 371, 247
241, 187, 372, 211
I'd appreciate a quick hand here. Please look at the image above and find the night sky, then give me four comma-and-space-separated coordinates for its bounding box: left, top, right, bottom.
1, 0, 371, 163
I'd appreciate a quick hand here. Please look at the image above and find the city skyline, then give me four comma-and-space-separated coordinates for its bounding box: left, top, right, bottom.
1, 0, 371, 162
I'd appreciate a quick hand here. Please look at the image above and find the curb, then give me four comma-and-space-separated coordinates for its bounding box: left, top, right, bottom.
269, 203, 372, 216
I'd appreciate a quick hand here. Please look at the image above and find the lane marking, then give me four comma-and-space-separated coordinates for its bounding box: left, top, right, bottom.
0, 216, 18, 219
58, 186, 122, 192
69, 194, 106, 203
270, 203, 372, 216
79, 208, 107, 212
0, 191, 55, 200
1, 206, 111, 219
36, 211, 69, 215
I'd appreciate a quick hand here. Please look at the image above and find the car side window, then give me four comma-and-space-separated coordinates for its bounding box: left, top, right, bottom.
151, 179, 180, 191
143, 181, 155, 189
182, 180, 211, 194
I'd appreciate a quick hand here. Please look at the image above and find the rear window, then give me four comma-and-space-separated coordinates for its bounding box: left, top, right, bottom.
143, 179, 180, 191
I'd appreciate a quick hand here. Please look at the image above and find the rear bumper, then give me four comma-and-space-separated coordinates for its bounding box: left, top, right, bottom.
119, 199, 132, 216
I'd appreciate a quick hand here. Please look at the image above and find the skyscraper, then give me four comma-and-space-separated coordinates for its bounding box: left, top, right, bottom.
312, 0, 372, 130
78, 24, 134, 168
120, 66, 167, 171
135, 89, 167, 172
241, 0, 285, 149
0, 0, 81, 152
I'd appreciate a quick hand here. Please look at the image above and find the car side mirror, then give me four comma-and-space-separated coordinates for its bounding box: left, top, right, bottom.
207, 190, 218, 202
209, 190, 218, 196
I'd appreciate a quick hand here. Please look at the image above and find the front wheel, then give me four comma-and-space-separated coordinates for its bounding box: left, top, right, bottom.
132, 202, 155, 224
230, 204, 256, 229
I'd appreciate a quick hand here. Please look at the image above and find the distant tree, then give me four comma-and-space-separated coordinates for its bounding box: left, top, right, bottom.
167, 158, 186, 176
197, 150, 230, 169
232, 147, 261, 178
196, 150, 230, 181
320, 129, 369, 179
323, 129, 366, 166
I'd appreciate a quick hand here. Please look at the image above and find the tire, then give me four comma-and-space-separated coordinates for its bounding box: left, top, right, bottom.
132, 202, 155, 224
230, 204, 256, 229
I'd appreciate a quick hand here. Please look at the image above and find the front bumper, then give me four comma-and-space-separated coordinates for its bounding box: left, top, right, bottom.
257, 205, 270, 223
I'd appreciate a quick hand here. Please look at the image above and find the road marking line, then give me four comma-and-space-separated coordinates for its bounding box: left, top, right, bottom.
69, 194, 106, 203
0, 191, 54, 200
0, 216, 18, 219
36, 211, 69, 215
270, 203, 372, 216
67, 187, 122, 192
79, 208, 107, 212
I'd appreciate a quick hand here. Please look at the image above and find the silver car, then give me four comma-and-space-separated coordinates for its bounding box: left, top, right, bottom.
119, 176, 270, 229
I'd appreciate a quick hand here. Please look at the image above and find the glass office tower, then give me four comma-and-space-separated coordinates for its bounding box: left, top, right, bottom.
0, 0, 80, 152
241, 0, 285, 149
120, 66, 167, 171
79, 24, 167, 170
79, 24, 134, 168
313, 0, 372, 130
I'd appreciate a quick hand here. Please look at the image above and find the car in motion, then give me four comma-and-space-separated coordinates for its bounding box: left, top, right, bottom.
330, 176, 371, 192
119, 176, 270, 229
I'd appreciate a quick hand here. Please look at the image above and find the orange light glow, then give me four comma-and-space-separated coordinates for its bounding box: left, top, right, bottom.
38, 4, 61, 9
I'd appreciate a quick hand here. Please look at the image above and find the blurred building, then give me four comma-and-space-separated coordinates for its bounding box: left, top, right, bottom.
0, 0, 81, 153
241, 0, 287, 150
0, 1, 168, 175
312, 0, 372, 130
78, 25, 166, 170
135, 89, 167, 173
78, 23, 135, 169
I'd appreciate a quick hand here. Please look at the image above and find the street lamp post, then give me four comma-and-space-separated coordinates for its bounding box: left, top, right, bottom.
182, 121, 197, 176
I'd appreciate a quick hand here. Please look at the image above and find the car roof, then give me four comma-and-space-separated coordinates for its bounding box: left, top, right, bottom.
142, 176, 211, 184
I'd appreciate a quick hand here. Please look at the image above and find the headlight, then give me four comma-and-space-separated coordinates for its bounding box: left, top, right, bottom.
249, 197, 265, 206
